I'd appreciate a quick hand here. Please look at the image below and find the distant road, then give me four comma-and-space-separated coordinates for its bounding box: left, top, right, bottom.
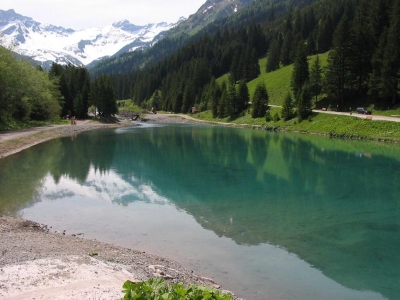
312, 109, 400, 122
268, 105, 400, 123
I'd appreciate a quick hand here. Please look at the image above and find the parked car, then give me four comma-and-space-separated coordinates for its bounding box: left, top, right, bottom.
356, 107, 372, 115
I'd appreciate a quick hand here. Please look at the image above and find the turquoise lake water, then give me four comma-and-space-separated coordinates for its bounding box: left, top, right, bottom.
0, 123, 399, 300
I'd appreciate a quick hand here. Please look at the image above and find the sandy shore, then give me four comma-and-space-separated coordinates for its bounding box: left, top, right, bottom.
0, 115, 240, 300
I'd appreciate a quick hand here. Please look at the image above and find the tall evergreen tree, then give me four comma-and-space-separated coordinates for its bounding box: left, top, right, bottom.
281, 92, 294, 121
252, 82, 269, 118
291, 41, 309, 99
296, 83, 312, 121
237, 80, 249, 114
226, 77, 238, 117
218, 87, 228, 118
325, 14, 354, 108
280, 30, 294, 66
348, 0, 375, 94
266, 38, 280, 72
90, 74, 117, 117
379, 1, 400, 104
316, 16, 334, 52
309, 55, 323, 103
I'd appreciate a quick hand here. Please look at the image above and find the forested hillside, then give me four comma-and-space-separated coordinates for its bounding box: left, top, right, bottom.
103, 0, 400, 120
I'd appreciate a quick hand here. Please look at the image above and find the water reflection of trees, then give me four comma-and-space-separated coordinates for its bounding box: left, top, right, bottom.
0, 125, 399, 299
109, 126, 400, 300
0, 129, 118, 215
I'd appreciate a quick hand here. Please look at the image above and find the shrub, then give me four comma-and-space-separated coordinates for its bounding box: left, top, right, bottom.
122, 278, 231, 300
273, 112, 280, 122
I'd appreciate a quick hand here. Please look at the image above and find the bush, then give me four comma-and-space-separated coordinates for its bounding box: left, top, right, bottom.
122, 278, 231, 300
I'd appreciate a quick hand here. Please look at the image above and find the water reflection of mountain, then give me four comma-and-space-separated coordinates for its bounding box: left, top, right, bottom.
0, 124, 399, 299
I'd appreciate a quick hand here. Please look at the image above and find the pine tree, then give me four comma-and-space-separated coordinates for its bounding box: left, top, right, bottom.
380, 1, 400, 104
90, 74, 117, 117
348, 0, 375, 94
237, 80, 249, 114
291, 41, 309, 99
252, 82, 269, 118
281, 92, 294, 121
218, 88, 228, 118
316, 16, 334, 52
266, 38, 280, 72
325, 14, 354, 108
297, 83, 312, 121
309, 55, 323, 103
280, 30, 293, 66
226, 77, 238, 117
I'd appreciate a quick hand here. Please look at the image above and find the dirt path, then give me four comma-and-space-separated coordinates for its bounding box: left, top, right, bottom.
312, 109, 400, 122
0, 119, 127, 159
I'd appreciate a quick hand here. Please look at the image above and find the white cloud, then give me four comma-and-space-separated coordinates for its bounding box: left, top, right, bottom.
0, 0, 205, 30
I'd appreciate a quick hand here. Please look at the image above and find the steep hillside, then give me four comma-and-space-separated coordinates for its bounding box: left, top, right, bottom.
168, 0, 254, 36
88, 0, 257, 77
108, 0, 400, 117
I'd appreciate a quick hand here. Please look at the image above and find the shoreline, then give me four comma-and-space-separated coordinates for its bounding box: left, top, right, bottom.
0, 115, 241, 300
0, 217, 234, 299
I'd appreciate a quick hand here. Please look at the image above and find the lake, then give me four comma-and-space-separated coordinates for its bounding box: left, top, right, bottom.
0, 123, 399, 300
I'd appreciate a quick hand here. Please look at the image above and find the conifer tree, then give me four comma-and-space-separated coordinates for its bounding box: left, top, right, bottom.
266, 39, 280, 72
349, 0, 375, 94
309, 55, 323, 103
218, 88, 228, 118
280, 30, 293, 66
379, 0, 400, 104
90, 74, 117, 117
296, 83, 312, 121
281, 92, 294, 121
237, 80, 249, 114
316, 16, 334, 52
325, 14, 353, 108
226, 77, 238, 117
291, 41, 309, 99
252, 82, 268, 118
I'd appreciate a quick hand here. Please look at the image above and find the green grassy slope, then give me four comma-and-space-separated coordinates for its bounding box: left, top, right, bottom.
248, 52, 329, 106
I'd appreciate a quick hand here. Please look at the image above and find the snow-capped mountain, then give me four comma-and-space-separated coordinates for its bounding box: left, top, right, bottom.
0, 9, 184, 68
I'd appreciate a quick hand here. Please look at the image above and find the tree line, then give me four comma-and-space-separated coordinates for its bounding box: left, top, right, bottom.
0, 46, 61, 129
104, 0, 399, 120
0, 46, 118, 130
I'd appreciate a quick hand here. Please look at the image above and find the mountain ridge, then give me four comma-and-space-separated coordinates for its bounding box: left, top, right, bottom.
0, 9, 184, 69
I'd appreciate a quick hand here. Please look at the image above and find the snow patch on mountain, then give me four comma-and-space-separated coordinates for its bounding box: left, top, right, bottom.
0, 9, 183, 67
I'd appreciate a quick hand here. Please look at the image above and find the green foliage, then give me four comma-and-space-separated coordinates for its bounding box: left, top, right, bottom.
291, 41, 309, 99
122, 278, 231, 300
296, 83, 312, 121
252, 82, 269, 118
281, 92, 294, 121
266, 38, 280, 72
309, 55, 323, 103
90, 74, 118, 117
0, 47, 61, 127
49, 63, 90, 119
91, 0, 398, 114
237, 80, 250, 113
117, 100, 142, 112
247, 53, 328, 106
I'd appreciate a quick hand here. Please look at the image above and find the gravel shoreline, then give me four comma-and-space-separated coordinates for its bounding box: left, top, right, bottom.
0, 115, 241, 300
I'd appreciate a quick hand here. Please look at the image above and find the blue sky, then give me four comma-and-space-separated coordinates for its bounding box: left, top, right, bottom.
0, 0, 206, 30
